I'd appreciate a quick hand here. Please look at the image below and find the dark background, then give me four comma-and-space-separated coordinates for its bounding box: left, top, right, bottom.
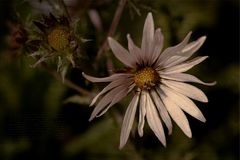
0, 0, 239, 159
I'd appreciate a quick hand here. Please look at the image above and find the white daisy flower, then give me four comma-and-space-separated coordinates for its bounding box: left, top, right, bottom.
83, 12, 215, 149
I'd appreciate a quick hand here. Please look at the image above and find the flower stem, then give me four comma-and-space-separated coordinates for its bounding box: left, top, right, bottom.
41, 63, 91, 96
97, 0, 128, 59
52, 71, 91, 96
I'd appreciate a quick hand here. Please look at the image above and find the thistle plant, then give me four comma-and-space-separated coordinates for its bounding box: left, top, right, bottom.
27, 13, 81, 80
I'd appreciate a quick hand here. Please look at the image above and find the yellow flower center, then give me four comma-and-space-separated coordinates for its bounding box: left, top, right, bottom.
47, 27, 69, 51
134, 67, 159, 89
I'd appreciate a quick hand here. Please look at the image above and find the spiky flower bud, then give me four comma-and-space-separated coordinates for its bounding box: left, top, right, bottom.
47, 27, 69, 51
26, 13, 82, 80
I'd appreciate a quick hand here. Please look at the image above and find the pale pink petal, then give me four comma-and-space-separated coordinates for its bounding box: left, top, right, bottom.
141, 12, 154, 65
182, 36, 206, 54
155, 32, 192, 68
119, 92, 140, 149
89, 83, 131, 121
82, 72, 132, 83
108, 37, 136, 68
90, 78, 132, 106
146, 93, 166, 146
159, 88, 192, 137
162, 36, 206, 68
150, 89, 172, 135
150, 28, 164, 65
160, 56, 208, 74
96, 83, 135, 117
162, 79, 208, 102
160, 73, 216, 86
138, 91, 147, 137
127, 34, 142, 65
161, 85, 206, 122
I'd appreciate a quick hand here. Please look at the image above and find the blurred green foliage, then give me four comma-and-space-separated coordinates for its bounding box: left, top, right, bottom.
0, 0, 239, 160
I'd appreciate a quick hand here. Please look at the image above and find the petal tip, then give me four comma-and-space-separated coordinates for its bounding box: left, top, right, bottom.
147, 12, 153, 17
185, 31, 192, 39
88, 116, 94, 121
126, 34, 131, 40
203, 81, 217, 86
199, 115, 207, 122
201, 36, 207, 41
138, 130, 143, 137
156, 28, 162, 32
203, 97, 209, 103
107, 37, 113, 43
119, 138, 127, 150
145, 12, 153, 24
187, 132, 192, 138
168, 130, 172, 135
210, 81, 217, 86
185, 31, 192, 40
202, 118, 207, 123
161, 139, 167, 147
82, 72, 87, 79
119, 144, 124, 150
163, 142, 167, 148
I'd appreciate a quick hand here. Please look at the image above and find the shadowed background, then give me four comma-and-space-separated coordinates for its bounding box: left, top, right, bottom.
0, 0, 239, 160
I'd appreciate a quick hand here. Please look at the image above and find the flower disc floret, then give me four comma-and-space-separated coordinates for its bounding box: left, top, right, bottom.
134, 67, 159, 89
47, 27, 69, 51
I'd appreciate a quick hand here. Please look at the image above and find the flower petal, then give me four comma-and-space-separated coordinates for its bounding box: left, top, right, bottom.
150, 89, 172, 135
127, 34, 142, 65
155, 32, 192, 68
96, 83, 135, 117
160, 73, 216, 86
146, 93, 166, 146
162, 79, 208, 102
119, 92, 140, 149
89, 83, 131, 121
182, 36, 206, 54
150, 28, 164, 65
161, 85, 206, 122
141, 12, 154, 65
108, 37, 136, 68
161, 56, 208, 74
162, 36, 206, 68
159, 88, 192, 138
138, 91, 147, 137
90, 78, 132, 106
82, 72, 132, 83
